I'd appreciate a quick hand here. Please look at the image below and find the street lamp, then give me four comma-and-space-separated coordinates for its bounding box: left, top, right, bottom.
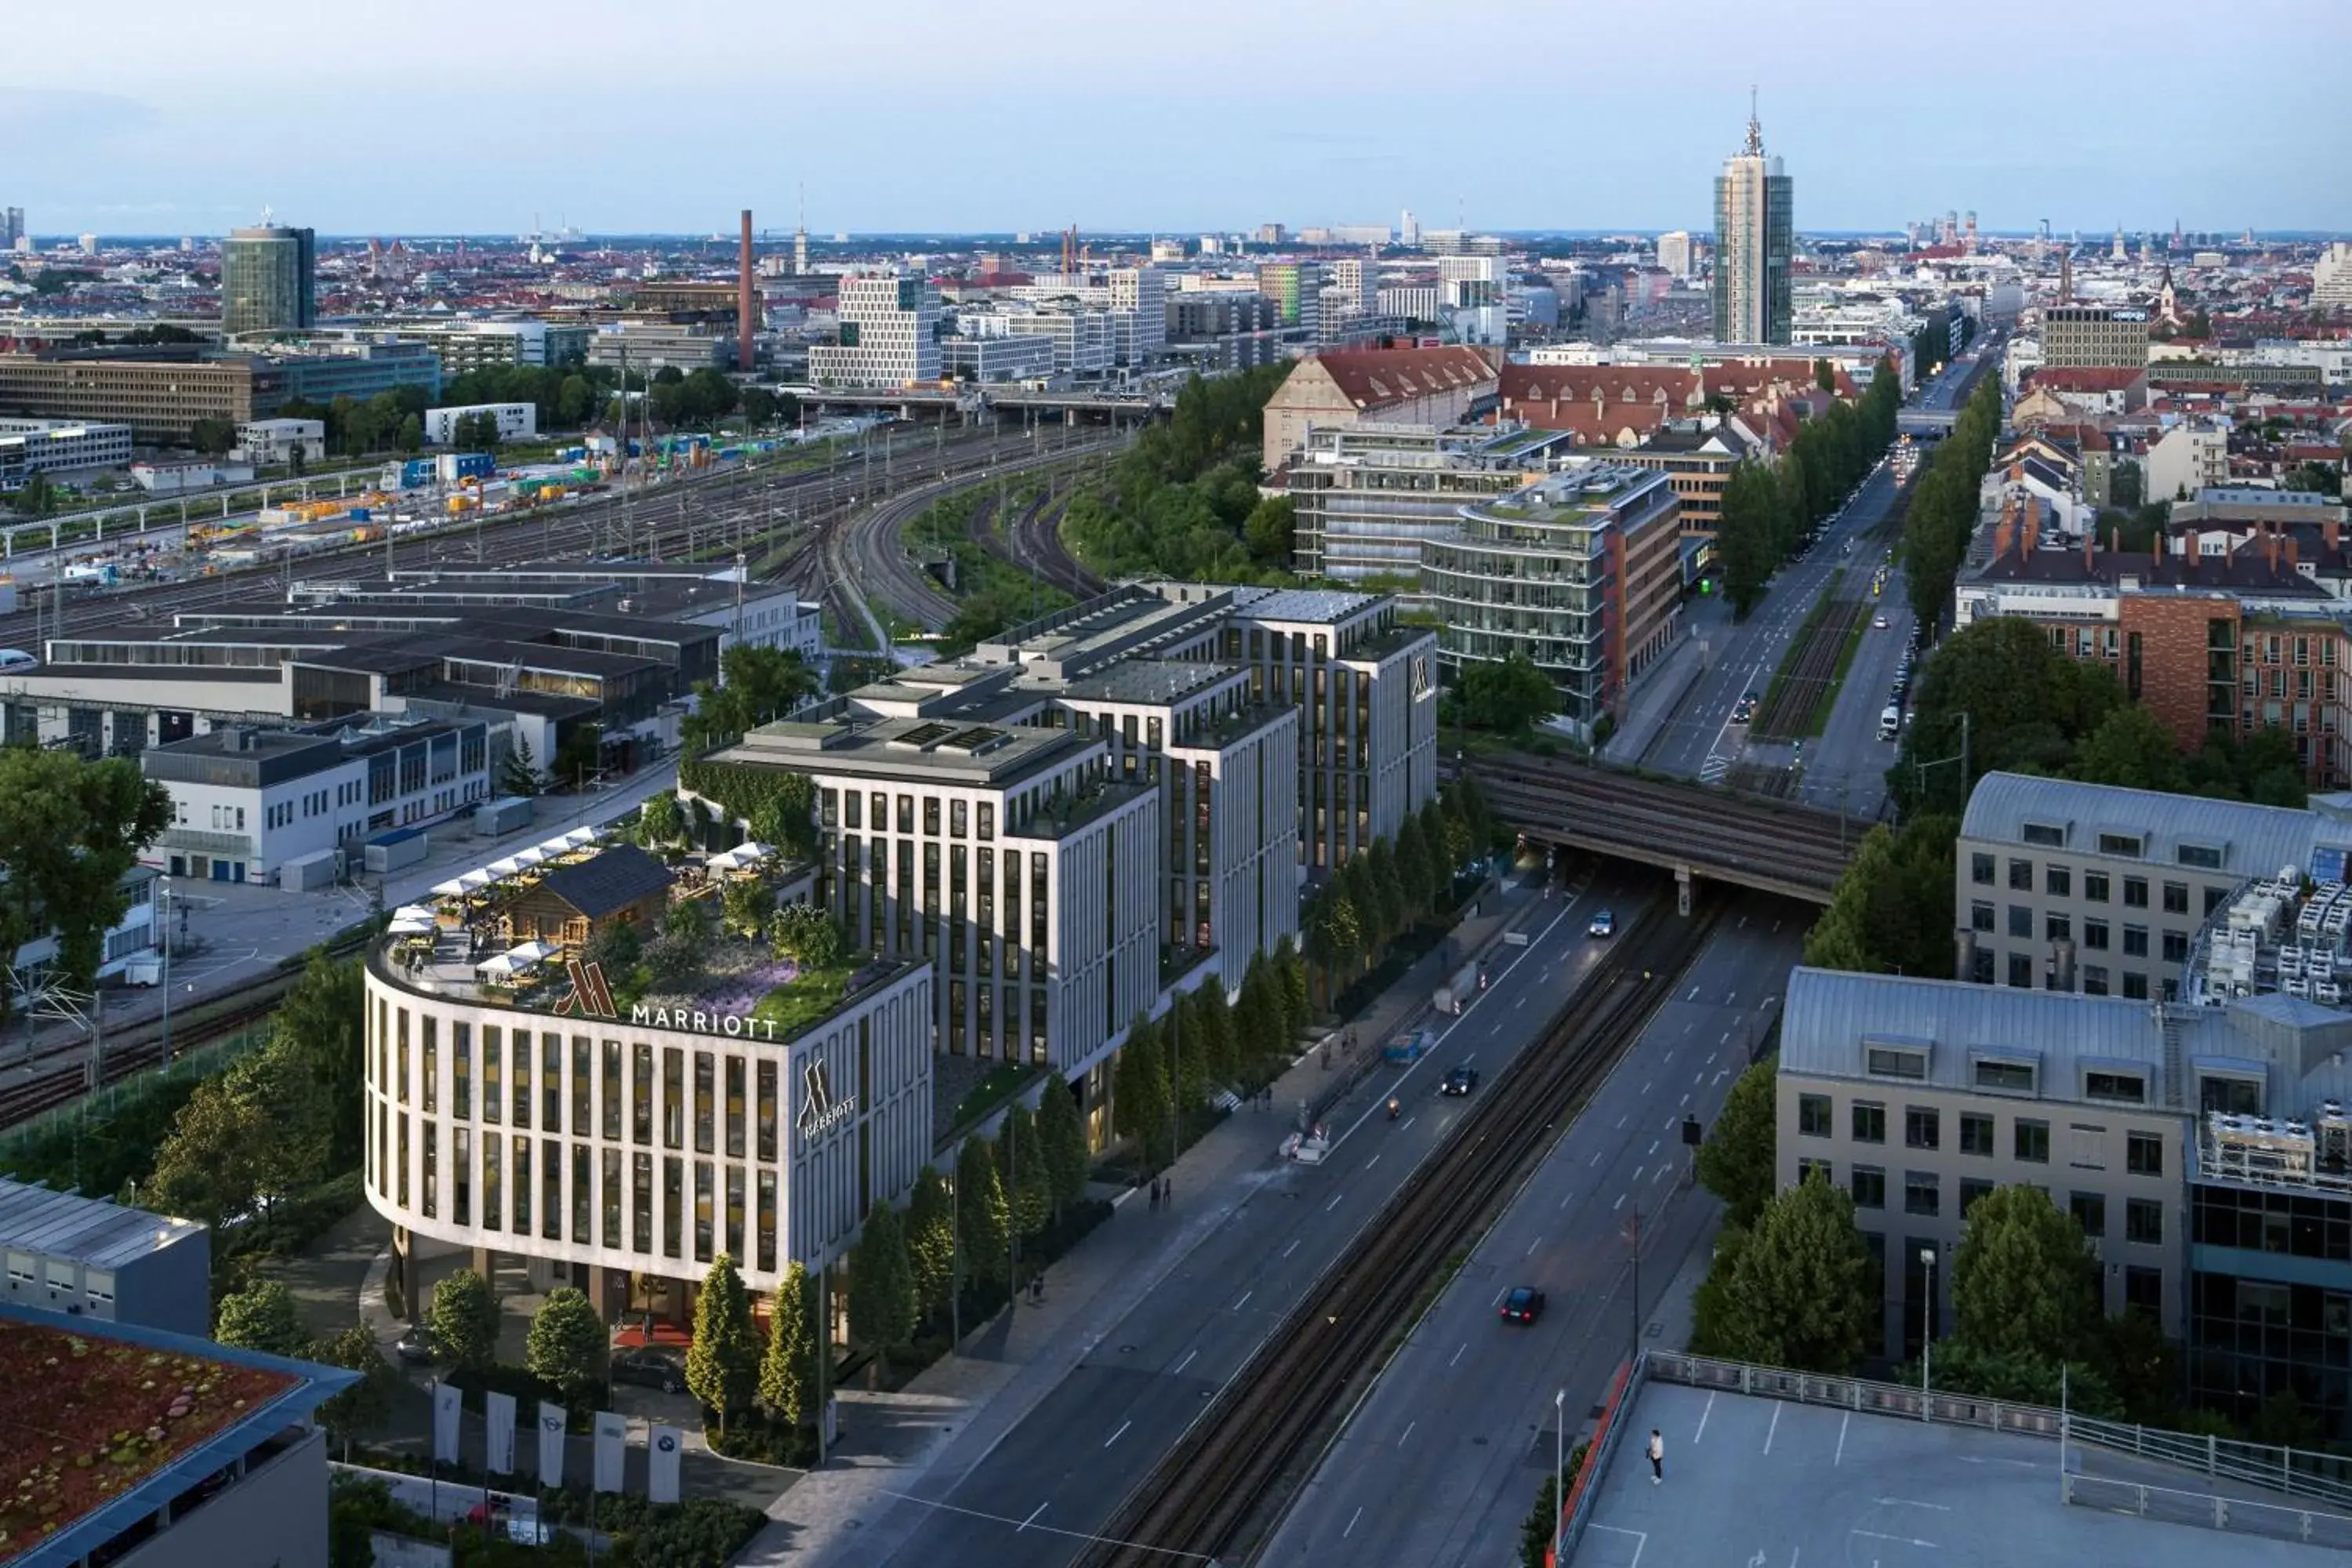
1919, 1246, 1938, 1417
158, 876, 174, 1067
1552, 1386, 1567, 1566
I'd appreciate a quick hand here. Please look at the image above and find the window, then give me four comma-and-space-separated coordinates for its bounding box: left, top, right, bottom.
2046, 913, 2072, 944
1798, 1094, 1833, 1138
2198, 1075, 2262, 1116
2045, 865, 2072, 898
2123, 877, 2148, 908
1960, 1112, 1997, 1156
1905, 1172, 1941, 1216
1973, 1058, 2036, 1094
1960, 1179, 1995, 1218
1905, 1106, 1940, 1150
2021, 822, 2066, 848
2016, 1120, 2050, 1163
2009, 858, 2034, 891
2126, 1198, 2164, 1246
1865, 1046, 1928, 1080
2084, 1071, 2145, 1105
2071, 1191, 2107, 1237
1798, 1157, 1834, 1186
2008, 953, 2034, 989
1850, 1166, 1886, 1209
2122, 971, 2149, 1000
1971, 901, 1994, 933
2070, 1123, 2107, 1170
2178, 844, 2223, 870
2162, 930, 2188, 964
2126, 1131, 2164, 1177
2122, 925, 2149, 957
2008, 905, 2033, 938
1852, 1103, 1886, 1144
2084, 919, 2110, 950
2123, 1265, 2163, 1318
2084, 870, 2111, 902
1971, 853, 1995, 886
2162, 881, 2189, 915
2083, 964, 2110, 995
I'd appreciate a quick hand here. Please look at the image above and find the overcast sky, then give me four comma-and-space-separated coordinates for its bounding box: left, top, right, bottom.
7, 0, 2347, 238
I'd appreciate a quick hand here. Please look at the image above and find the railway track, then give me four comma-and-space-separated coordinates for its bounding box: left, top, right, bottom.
1078, 898, 1723, 1568
1751, 599, 1867, 741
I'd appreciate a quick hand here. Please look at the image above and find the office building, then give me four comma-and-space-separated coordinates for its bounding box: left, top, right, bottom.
232, 417, 325, 467
941, 334, 1057, 383
1018, 267, 1167, 366
423, 401, 538, 446
956, 306, 1114, 378
1439, 255, 1501, 308
2314, 242, 2352, 310
142, 717, 495, 884
0, 208, 22, 248
220, 223, 317, 338
0, 354, 262, 442
1422, 463, 1683, 743
0, 417, 133, 485
2042, 304, 2150, 370
1256, 261, 1325, 345
1657, 230, 1693, 279
362, 839, 935, 1318
1621, 422, 1756, 541
583, 320, 731, 374
391, 319, 590, 372
1261, 345, 1497, 474
1329, 258, 1374, 318
0, 1177, 210, 1336
1711, 103, 1794, 344
808, 272, 941, 388
1285, 421, 1575, 583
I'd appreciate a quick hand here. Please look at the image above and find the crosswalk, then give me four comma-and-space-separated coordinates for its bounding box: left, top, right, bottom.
1699, 753, 1732, 785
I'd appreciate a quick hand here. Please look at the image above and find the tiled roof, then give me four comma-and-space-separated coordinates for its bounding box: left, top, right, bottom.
2031, 367, 2148, 391
1305, 346, 1495, 410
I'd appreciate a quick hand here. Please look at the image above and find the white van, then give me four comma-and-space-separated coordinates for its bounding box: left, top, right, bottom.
0, 649, 36, 671
1878, 705, 1901, 741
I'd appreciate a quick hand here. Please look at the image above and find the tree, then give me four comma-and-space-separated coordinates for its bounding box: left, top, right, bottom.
495, 737, 542, 798
214, 1278, 307, 1356
551, 724, 602, 792
1889, 615, 2120, 815
1802, 815, 1959, 978
1113, 1020, 1173, 1171
1519, 1473, 1560, 1568
426, 1268, 501, 1376
721, 877, 770, 939
758, 1261, 818, 1428
1708, 1171, 1875, 1374
2285, 461, 2343, 499
1392, 814, 1436, 918
525, 1287, 608, 1406
1950, 1185, 2098, 1364
637, 792, 685, 848
903, 1167, 957, 1324
1243, 495, 1295, 563
1304, 889, 1363, 1007
2071, 703, 2188, 793
307, 1324, 399, 1450
1461, 653, 1559, 737
1715, 462, 1781, 617
1186, 981, 1240, 1087
147, 1069, 269, 1229
955, 1136, 1010, 1290
770, 902, 844, 969
0, 748, 172, 1032
1694, 1057, 1777, 1229
1814, 358, 1838, 394
740, 386, 780, 427
188, 416, 238, 457
1035, 1071, 1091, 1218
685, 1254, 762, 1432
995, 1102, 1052, 1240
2108, 459, 2143, 512
847, 1203, 916, 1385
1274, 936, 1311, 1040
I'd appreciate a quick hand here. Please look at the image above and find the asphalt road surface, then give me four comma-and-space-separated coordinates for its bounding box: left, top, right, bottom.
862, 865, 1667, 1568
1255, 894, 1811, 1568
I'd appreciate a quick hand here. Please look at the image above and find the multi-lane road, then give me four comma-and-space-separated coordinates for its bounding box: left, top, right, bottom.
852, 863, 1664, 1568
1256, 895, 1807, 1566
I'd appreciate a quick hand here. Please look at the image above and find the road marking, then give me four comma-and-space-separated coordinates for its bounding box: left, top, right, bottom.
1515, 996, 1526, 1010
1402, 1117, 1414, 1132
1720, 1030, 1732, 1044
1764, 1403, 1781, 1454
1694, 1072, 1706, 1085
1648, 1139, 1659, 1156
1695, 1390, 1715, 1443
1397, 1421, 1416, 1447
1526, 1236, 1542, 1255
1835, 1410, 1849, 1465
1104, 1420, 1130, 1447
1283, 1238, 1300, 1258
1591, 1151, 1604, 1167
1173, 1349, 1197, 1375
1685, 985, 1700, 1002
1653, 1163, 1670, 1184
1366, 1153, 1381, 1170
1613, 1192, 1626, 1210
1639, 1080, 1650, 1094
1018, 1502, 1048, 1532
1617, 1114, 1628, 1128
1726, 991, 1737, 1005
1326, 1192, 1345, 1211
1680, 1092, 1690, 1107
1345, 1506, 1363, 1539
1878, 1498, 1952, 1510
1450, 1341, 1468, 1367
1850, 1530, 1938, 1548
1632, 1165, 1645, 1185
1232, 1289, 1252, 1312
1589, 1524, 1648, 1566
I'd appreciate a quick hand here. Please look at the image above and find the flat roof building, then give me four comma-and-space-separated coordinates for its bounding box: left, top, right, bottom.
1282, 421, 1577, 585
220, 223, 315, 339
0, 1177, 209, 1337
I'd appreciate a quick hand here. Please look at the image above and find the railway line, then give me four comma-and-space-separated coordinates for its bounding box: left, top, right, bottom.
1751, 599, 1867, 742
1077, 898, 1723, 1568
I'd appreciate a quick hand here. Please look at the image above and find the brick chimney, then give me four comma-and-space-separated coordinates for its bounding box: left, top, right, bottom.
2084, 525, 2096, 571
2327, 517, 2341, 554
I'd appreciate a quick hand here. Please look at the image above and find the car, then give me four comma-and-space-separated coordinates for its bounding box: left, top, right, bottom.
1730, 696, 1755, 724
1586, 909, 1616, 938
1441, 1065, 1479, 1097
1873, 615, 1890, 630
1501, 1286, 1547, 1324
610, 1348, 685, 1394
394, 1325, 435, 1367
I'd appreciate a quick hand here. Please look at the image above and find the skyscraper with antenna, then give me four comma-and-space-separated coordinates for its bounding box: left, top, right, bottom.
1711, 89, 1792, 343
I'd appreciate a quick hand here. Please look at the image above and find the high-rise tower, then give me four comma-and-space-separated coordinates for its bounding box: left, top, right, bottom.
1710, 94, 1792, 344
221, 220, 316, 337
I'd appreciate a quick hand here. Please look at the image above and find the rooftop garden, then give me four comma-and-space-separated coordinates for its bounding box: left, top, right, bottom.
0, 1321, 295, 1563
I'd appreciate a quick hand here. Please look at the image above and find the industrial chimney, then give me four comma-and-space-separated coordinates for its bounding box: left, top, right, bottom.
738, 209, 756, 373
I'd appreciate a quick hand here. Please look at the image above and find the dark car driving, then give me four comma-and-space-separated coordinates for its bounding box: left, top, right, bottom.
1441, 1065, 1479, 1097
1501, 1286, 1546, 1324
610, 1348, 684, 1394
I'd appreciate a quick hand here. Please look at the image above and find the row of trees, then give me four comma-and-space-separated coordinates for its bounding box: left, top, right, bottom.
0, 747, 173, 1033
1111, 943, 1312, 1171
679, 644, 822, 755
1302, 778, 1494, 1007
1886, 615, 2307, 819
1455, 652, 1559, 740
1898, 377, 2002, 635
1716, 363, 1904, 615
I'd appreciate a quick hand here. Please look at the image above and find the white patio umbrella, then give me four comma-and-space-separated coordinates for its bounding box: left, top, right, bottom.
430, 880, 469, 899
388, 917, 435, 936
459, 869, 496, 891
513, 846, 549, 869
488, 857, 524, 878
506, 940, 558, 965
536, 834, 578, 858
393, 905, 438, 925
562, 826, 600, 848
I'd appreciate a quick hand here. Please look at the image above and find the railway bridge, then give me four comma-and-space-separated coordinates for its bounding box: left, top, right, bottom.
1472, 753, 1858, 908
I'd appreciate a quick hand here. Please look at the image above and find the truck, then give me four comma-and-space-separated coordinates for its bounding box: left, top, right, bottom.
1432, 958, 1482, 1016
1878, 704, 1902, 741
1383, 1029, 1434, 1065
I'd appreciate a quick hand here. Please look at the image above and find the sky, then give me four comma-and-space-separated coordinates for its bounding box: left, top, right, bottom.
5, 0, 2348, 239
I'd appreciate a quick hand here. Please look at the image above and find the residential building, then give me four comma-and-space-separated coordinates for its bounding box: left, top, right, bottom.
142, 717, 495, 884
232, 417, 325, 467
423, 401, 538, 446
1260, 345, 1497, 474
2042, 304, 2149, 370
0, 417, 132, 485
1163, 293, 1283, 374
1621, 422, 1755, 542
2310, 241, 2352, 310
361, 841, 935, 1316
1329, 258, 1374, 318
2145, 421, 2230, 503
1711, 104, 1794, 344
0, 1176, 209, 1335
808, 273, 941, 389
1439, 255, 1502, 309
1422, 463, 1683, 743
220, 223, 315, 338
1284, 422, 1574, 583
1657, 230, 1693, 280
2017, 366, 2147, 418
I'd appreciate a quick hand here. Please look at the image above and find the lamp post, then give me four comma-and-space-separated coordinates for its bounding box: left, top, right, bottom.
1919, 1246, 1938, 1417
158, 876, 174, 1067
1552, 1386, 1566, 1566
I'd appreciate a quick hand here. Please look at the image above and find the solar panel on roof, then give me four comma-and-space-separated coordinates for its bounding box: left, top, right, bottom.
895, 722, 956, 749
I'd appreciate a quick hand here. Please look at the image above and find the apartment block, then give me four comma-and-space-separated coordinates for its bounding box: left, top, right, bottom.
809, 273, 941, 389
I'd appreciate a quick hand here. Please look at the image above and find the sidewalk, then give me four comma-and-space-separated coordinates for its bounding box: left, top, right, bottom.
743, 873, 1549, 1566
1609, 621, 1709, 767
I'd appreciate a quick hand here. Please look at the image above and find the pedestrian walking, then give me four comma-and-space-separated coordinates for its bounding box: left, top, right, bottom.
1163, 1178, 1172, 1207
1647, 1429, 1664, 1484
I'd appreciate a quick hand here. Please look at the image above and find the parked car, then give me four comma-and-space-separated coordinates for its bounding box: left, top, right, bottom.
1501, 1286, 1547, 1324
1873, 614, 1890, 630
610, 1348, 684, 1394
1441, 1066, 1479, 1097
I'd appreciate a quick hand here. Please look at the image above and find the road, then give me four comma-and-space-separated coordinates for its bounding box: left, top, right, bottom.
1255, 894, 1809, 1568
864, 863, 1665, 1568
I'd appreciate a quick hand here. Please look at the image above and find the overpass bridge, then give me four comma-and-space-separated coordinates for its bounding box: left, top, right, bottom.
797, 386, 1171, 426
1896, 408, 1958, 434
1472, 754, 1857, 907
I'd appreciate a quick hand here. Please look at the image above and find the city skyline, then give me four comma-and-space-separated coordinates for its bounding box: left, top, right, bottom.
5, 0, 2347, 237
